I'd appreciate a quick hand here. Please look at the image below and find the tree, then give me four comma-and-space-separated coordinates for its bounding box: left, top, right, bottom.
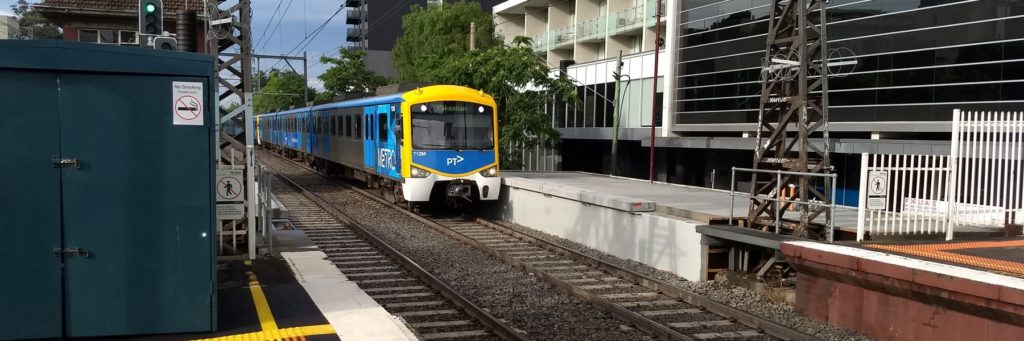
434, 37, 576, 169
317, 48, 388, 99
253, 69, 317, 113
10, 0, 61, 39
393, 1, 500, 82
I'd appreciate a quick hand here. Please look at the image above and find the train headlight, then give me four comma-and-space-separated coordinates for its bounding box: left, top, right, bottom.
479, 166, 499, 177
410, 166, 431, 178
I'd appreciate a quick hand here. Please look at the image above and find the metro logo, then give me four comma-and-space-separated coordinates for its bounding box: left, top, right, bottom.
378, 148, 397, 171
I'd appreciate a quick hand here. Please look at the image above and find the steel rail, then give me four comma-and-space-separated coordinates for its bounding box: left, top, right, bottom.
261, 149, 818, 341
331, 176, 818, 340
261, 160, 529, 341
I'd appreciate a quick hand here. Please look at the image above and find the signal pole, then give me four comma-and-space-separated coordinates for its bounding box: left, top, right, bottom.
648, 0, 662, 183
611, 51, 623, 176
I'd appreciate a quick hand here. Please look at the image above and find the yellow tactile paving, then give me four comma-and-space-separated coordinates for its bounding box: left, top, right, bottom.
191, 266, 336, 341
866, 239, 1024, 276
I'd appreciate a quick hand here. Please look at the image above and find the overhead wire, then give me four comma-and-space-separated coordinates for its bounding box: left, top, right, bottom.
257, 0, 294, 53
254, 0, 284, 49
266, 3, 345, 70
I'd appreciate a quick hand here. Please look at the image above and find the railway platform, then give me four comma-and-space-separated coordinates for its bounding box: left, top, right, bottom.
497, 171, 868, 282
142, 229, 417, 341
782, 239, 1024, 340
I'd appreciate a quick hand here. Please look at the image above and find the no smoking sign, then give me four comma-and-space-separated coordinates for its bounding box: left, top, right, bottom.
172, 81, 204, 126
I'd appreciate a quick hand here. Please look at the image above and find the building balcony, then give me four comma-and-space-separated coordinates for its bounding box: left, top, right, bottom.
645, 0, 667, 27
610, 4, 644, 35
550, 25, 574, 49
532, 31, 549, 52
576, 16, 605, 43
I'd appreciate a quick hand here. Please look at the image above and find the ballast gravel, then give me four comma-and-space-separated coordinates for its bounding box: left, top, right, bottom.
492, 219, 870, 341
261, 154, 655, 341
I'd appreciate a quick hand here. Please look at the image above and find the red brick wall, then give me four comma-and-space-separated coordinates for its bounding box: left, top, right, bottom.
62, 24, 77, 41
782, 243, 1024, 340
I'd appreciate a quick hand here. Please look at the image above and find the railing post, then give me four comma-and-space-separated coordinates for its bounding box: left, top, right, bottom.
946, 109, 962, 240
775, 171, 782, 234
830, 174, 837, 243
729, 167, 736, 226
857, 153, 869, 242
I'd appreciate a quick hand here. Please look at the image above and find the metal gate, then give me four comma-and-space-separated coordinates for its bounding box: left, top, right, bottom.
856, 110, 1024, 241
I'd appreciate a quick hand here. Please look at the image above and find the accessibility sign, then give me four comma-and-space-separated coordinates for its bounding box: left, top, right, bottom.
866, 170, 889, 210
217, 169, 244, 202
172, 81, 204, 126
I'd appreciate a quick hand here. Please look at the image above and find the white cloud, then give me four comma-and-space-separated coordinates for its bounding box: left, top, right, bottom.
0, 9, 14, 17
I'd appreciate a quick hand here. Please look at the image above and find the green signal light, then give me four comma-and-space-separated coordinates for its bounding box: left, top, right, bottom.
145, 3, 156, 13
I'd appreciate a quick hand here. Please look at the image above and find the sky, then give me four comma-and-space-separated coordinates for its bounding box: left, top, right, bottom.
0, 0, 353, 91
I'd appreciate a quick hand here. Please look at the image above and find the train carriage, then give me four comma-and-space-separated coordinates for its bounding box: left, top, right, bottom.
258, 85, 500, 206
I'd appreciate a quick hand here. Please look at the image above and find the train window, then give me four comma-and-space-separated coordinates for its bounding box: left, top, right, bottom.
378, 114, 387, 142
355, 116, 361, 139
345, 116, 352, 137
330, 115, 336, 135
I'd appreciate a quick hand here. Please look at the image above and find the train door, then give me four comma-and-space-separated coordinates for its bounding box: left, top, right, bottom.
376, 104, 401, 179
363, 106, 376, 171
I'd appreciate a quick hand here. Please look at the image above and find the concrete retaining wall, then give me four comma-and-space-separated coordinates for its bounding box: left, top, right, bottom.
497, 180, 706, 281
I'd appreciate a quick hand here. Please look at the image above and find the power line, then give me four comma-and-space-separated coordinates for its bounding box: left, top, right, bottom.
257, 0, 294, 53
267, 4, 344, 70
254, 0, 284, 49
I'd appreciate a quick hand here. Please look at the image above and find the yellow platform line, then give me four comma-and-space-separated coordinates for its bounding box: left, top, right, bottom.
248, 271, 279, 331
192, 266, 336, 341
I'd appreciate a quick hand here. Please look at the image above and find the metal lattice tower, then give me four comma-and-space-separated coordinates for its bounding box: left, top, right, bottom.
206, 0, 258, 258
748, 0, 832, 239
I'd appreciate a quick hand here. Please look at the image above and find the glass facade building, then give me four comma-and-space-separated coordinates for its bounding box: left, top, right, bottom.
675, 0, 1024, 127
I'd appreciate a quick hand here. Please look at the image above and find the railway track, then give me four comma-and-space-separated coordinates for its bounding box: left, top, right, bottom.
262, 150, 818, 341
268, 169, 527, 341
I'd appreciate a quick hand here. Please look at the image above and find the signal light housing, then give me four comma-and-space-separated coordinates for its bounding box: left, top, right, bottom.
138, 0, 163, 36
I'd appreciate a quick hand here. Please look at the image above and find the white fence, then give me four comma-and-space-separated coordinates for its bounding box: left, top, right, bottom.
856, 154, 953, 240
856, 110, 1024, 241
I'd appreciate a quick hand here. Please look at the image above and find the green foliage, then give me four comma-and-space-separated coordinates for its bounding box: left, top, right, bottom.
253, 69, 317, 113
393, 1, 500, 82
10, 0, 61, 39
433, 37, 576, 169
317, 48, 388, 98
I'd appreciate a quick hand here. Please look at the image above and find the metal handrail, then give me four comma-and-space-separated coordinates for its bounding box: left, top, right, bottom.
729, 167, 838, 242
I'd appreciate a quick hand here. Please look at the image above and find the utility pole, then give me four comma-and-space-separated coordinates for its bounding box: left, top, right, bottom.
611, 51, 624, 176
303, 51, 309, 105
648, 0, 662, 183
469, 21, 477, 51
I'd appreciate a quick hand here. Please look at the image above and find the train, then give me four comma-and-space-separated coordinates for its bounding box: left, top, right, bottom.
257, 85, 500, 208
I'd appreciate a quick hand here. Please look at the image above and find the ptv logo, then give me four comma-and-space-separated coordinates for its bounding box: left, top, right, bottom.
446, 155, 465, 166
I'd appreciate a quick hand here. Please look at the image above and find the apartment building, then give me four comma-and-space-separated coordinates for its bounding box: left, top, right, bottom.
494, 0, 677, 174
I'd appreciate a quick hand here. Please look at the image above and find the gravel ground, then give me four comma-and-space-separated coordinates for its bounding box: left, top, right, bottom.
491, 219, 870, 341
261, 153, 655, 341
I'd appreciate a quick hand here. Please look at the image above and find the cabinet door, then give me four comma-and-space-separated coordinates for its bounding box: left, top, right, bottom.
57, 73, 214, 337
0, 70, 64, 339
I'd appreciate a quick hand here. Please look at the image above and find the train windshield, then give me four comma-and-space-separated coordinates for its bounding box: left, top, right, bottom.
411, 101, 494, 150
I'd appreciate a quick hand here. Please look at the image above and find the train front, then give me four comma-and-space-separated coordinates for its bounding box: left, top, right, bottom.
400, 85, 500, 204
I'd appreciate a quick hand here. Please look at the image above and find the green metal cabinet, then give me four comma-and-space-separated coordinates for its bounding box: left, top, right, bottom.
0, 41, 217, 340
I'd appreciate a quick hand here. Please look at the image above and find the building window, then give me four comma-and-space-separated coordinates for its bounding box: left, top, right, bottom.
79, 29, 128, 44
78, 29, 98, 43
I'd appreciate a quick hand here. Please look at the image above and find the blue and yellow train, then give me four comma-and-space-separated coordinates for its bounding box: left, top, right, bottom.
257, 85, 500, 206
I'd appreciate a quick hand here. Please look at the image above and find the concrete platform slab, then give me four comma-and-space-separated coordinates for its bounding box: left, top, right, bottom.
281, 251, 418, 341
503, 171, 856, 229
